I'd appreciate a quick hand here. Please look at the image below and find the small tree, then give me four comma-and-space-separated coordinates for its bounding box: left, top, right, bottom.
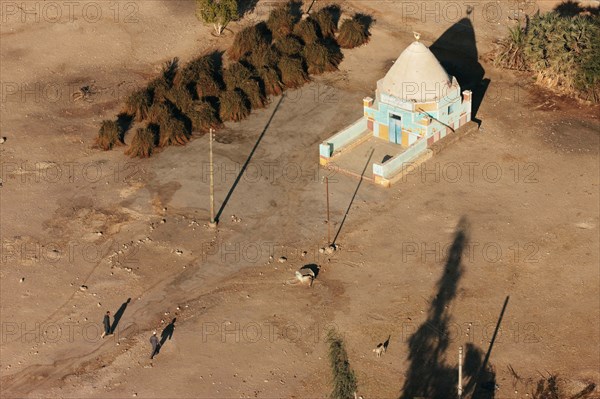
195, 0, 239, 36
326, 330, 357, 399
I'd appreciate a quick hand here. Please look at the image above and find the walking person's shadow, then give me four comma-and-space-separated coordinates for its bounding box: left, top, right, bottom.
110, 298, 131, 334
160, 318, 176, 346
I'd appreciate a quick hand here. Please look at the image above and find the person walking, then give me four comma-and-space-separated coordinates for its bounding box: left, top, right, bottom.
101, 311, 111, 338
150, 331, 161, 359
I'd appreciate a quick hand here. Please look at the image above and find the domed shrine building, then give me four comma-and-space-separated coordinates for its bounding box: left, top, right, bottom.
319, 35, 474, 186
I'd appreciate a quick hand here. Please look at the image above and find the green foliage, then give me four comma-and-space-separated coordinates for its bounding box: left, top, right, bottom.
218, 89, 250, 121
326, 330, 357, 399
303, 40, 342, 74
495, 24, 528, 70
497, 12, 600, 102
267, 2, 297, 41
337, 15, 370, 49
278, 55, 309, 88
94, 120, 123, 150
195, 0, 239, 35
125, 126, 158, 158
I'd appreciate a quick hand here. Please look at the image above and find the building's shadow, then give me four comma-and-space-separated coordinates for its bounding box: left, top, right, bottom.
430, 18, 488, 124
399, 217, 497, 399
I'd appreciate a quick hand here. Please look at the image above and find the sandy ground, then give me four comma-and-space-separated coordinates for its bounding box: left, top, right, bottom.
1, 1, 599, 398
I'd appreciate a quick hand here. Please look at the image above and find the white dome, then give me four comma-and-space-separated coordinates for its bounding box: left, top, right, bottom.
379, 41, 451, 102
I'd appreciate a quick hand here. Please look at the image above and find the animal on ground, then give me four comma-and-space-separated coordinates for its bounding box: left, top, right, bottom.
295, 270, 314, 287
373, 335, 391, 357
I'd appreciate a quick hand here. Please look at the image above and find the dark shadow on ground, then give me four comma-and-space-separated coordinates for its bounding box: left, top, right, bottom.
110, 298, 131, 334
215, 94, 285, 222
430, 17, 487, 124
300, 263, 320, 278
160, 318, 177, 346
238, 0, 260, 17
399, 217, 496, 399
332, 148, 374, 246
554, 0, 599, 16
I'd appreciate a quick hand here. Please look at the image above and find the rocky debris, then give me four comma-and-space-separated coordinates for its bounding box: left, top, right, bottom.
230, 215, 242, 223
175, 249, 183, 255
278, 256, 287, 263
319, 244, 337, 255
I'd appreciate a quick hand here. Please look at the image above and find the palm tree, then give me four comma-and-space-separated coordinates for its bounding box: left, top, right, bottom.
124, 88, 154, 122
94, 119, 123, 150
277, 56, 309, 88
303, 40, 342, 74
274, 35, 304, 57
187, 100, 222, 132
293, 17, 320, 44
267, 1, 297, 41
218, 89, 250, 121
337, 14, 371, 49
228, 22, 271, 61
125, 125, 158, 158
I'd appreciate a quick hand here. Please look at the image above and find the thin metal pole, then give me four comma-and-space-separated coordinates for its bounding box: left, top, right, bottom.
209, 128, 217, 228
326, 177, 330, 244
458, 345, 463, 399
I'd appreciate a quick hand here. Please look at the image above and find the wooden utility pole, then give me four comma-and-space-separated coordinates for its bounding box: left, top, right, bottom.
208, 128, 217, 228
458, 345, 463, 399
325, 176, 331, 244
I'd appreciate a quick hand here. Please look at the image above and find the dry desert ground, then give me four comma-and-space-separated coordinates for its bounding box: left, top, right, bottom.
0, 0, 599, 398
